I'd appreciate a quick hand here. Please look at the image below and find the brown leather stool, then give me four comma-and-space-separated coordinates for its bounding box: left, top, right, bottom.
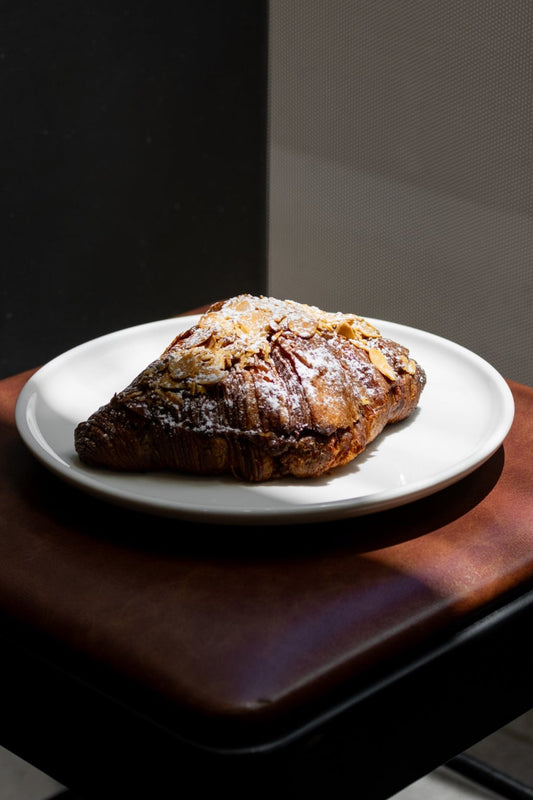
1, 369, 533, 799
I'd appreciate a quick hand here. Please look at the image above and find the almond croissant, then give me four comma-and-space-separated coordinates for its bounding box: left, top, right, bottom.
74, 295, 426, 481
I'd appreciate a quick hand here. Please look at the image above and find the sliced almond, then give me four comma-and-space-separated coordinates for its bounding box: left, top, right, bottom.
287, 316, 317, 338
348, 317, 381, 338
369, 348, 398, 381
336, 321, 355, 339
170, 349, 227, 385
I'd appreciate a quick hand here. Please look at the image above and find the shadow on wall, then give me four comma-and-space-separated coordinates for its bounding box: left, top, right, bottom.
1, 1, 267, 378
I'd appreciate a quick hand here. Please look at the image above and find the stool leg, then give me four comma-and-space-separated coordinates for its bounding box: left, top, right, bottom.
447, 753, 533, 799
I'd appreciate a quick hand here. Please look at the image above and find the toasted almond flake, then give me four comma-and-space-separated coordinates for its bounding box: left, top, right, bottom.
356, 318, 381, 337
336, 321, 355, 339
166, 295, 415, 388
369, 347, 398, 381
169, 349, 227, 384
287, 316, 317, 337
351, 338, 371, 351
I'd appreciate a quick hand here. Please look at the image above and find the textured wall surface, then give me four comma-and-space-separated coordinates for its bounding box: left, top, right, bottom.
268, 0, 533, 386
1, 1, 267, 377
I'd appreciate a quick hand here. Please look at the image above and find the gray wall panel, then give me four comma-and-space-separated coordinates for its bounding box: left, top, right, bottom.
268, 0, 533, 385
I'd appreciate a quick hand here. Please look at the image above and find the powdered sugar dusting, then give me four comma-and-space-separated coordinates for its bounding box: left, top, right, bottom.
146, 295, 412, 437
160, 294, 387, 388
75, 295, 426, 480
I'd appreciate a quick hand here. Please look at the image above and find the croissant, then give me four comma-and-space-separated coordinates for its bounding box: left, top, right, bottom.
74, 295, 426, 481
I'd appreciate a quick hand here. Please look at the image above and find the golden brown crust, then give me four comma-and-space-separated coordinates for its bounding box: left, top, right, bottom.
74, 295, 426, 481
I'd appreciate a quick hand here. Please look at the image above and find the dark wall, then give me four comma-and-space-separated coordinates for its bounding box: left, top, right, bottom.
1, 1, 267, 377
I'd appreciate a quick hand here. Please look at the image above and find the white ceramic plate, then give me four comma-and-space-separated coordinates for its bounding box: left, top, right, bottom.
15, 315, 514, 525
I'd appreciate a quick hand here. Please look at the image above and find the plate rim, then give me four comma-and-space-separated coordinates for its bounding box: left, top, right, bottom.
15, 315, 515, 525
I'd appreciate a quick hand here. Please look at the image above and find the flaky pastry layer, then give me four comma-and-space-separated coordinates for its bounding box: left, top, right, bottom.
75, 295, 426, 481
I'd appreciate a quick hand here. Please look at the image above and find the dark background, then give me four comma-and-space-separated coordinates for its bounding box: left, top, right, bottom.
0, 1, 268, 377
